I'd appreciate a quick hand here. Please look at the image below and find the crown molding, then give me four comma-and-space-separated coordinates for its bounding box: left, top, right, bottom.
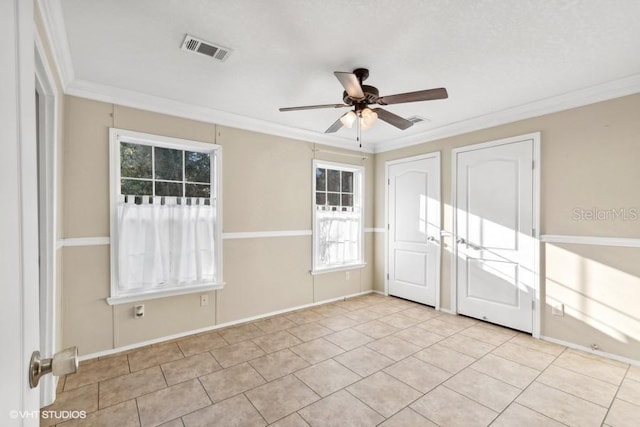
66, 79, 376, 153
374, 74, 640, 153
36, 0, 74, 89
66, 73, 640, 155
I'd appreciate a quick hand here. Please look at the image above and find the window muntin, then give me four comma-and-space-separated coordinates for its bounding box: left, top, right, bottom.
109, 128, 223, 304
315, 168, 354, 211
120, 143, 212, 199
312, 161, 364, 272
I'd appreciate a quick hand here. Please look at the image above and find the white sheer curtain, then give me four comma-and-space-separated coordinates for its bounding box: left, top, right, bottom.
316, 210, 360, 267
117, 195, 216, 293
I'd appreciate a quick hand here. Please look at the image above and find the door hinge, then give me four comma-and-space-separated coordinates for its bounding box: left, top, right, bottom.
532, 160, 534, 169
532, 228, 536, 236
532, 300, 535, 310
388, 178, 391, 185
387, 273, 389, 280
387, 224, 390, 230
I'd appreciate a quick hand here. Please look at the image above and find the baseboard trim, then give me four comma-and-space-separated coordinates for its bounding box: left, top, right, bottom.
79, 290, 377, 361
540, 335, 640, 367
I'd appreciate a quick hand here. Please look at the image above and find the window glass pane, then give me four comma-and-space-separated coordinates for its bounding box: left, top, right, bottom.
341, 171, 353, 193
327, 169, 340, 192
120, 142, 152, 178
185, 151, 210, 183
155, 147, 183, 181
341, 194, 353, 208
316, 168, 326, 191
316, 192, 326, 206
185, 183, 211, 198
327, 193, 340, 206
121, 179, 152, 195
155, 181, 183, 197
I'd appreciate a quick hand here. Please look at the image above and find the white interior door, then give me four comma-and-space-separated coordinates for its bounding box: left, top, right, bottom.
388, 154, 441, 306
454, 139, 535, 332
1, 0, 41, 424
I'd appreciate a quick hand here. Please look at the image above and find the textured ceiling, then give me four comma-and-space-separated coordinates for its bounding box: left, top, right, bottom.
58, 0, 640, 147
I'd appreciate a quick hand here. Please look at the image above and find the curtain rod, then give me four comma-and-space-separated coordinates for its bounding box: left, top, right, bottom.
312, 148, 368, 159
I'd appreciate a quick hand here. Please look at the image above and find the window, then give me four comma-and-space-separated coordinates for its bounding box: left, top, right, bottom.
312, 160, 364, 273
108, 128, 223, 304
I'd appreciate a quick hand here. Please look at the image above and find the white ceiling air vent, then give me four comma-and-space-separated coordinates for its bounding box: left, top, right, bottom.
407, 115, 430, 125
181, 34, 232, 62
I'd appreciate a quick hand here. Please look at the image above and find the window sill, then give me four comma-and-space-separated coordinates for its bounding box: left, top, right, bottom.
107, 282, 225, 305
310, 263, 367, 275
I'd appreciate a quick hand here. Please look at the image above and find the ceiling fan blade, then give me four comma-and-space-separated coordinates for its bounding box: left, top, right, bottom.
334, 72, 365, 99
325, 115, 345, 133
372, 108, 414, 130
378, 88, 448, 105
279, 103, 349, 112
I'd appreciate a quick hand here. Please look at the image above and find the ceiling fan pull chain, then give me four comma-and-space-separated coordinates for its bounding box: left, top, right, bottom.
357, 113, 362, 148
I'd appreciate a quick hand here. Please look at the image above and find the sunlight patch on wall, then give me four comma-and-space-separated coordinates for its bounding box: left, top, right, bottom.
545, 244, 640, 343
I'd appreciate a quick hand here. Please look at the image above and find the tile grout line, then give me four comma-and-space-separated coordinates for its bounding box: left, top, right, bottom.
134, 397, 142, 427
591, 363, 630, 425
487, 345, 573, 426
550, 354, 628, 386
241, 390, 270, 425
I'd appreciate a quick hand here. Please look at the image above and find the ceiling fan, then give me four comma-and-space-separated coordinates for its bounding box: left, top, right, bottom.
279, 68, 448, 138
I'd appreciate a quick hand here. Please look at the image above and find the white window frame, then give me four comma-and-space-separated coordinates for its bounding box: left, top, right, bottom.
108, 128, 223, 305
312, 159, 365, 274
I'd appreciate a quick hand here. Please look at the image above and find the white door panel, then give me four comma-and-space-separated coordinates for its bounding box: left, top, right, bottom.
395, 250, 428, 286
455, 140, 534, 332
388, 155, 440, 306
2, 0, 41, 423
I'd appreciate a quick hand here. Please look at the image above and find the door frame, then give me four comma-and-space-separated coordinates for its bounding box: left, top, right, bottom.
35, 29, 61, 406
1, 0, 41, 423
450, 133, 541, 337
385, 152, 442, 310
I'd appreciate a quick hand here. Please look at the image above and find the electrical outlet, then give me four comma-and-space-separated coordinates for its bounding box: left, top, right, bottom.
134, 305, 145, 318
200, 294, 209, 307
345, 271, 350, 281
552, 303, 564, 316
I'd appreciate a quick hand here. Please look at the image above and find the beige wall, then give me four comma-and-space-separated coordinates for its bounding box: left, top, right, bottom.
374, 93, 640, 360
62, 96, 374, 355
544, 244, 640, 359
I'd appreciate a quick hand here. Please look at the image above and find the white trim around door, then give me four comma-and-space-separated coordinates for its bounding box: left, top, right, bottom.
35, 28, 61, 407
451, 132, 541, 337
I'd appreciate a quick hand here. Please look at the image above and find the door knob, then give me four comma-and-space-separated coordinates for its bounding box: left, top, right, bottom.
29, 346, 78, 388
457, 237, 482, 250
427, 236, 436, 242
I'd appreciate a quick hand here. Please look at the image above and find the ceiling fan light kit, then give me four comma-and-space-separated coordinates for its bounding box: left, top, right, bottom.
339, 108, 378, 130
279, 68, 448, 146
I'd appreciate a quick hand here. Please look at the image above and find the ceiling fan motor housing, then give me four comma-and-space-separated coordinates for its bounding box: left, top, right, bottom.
343, 85, 379, 107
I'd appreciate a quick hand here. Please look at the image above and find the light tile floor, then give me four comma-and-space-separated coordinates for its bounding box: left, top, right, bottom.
45, 294, 640, 426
